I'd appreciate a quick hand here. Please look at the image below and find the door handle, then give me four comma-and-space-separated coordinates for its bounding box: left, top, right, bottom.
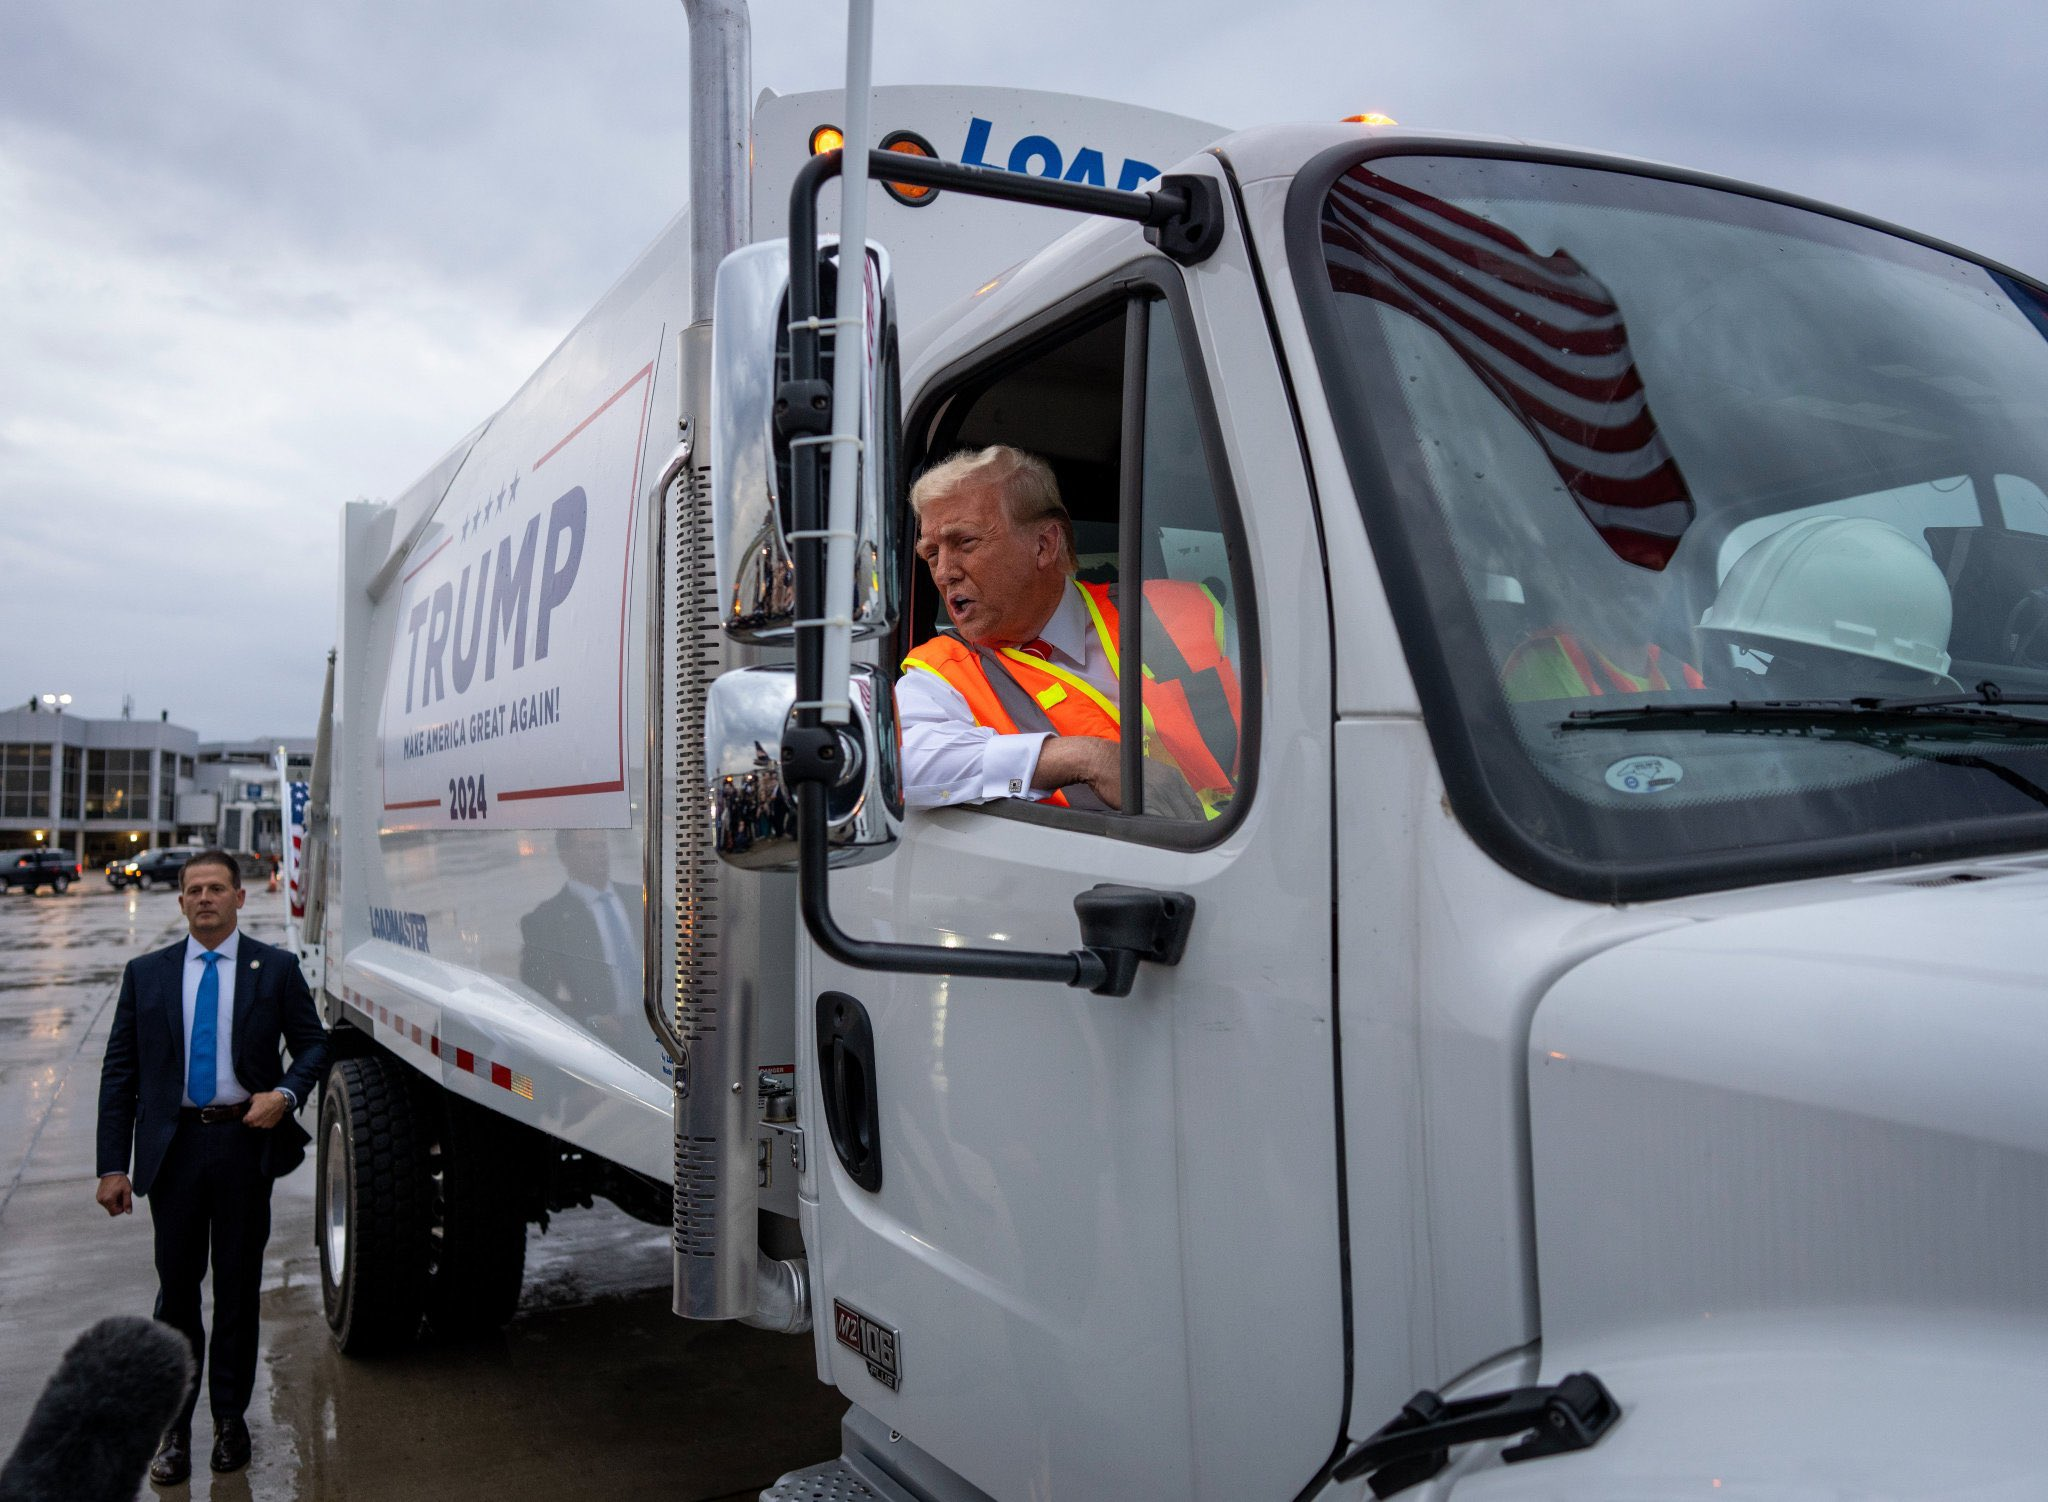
816, 991, 883, 1192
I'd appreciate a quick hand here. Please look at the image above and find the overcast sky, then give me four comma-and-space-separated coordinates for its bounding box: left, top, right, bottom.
2, 0, 2042, 739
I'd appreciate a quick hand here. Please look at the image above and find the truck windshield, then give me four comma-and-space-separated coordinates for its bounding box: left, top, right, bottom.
1299, 151, 2048, 896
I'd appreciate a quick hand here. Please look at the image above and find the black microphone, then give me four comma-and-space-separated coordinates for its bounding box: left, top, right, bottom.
0, 1316, 194, 1502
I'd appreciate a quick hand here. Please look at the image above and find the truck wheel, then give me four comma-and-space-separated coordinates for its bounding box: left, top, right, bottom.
319, 1056, 430, 1353
51, 876, 68, 894
424, 1096, 529, 1336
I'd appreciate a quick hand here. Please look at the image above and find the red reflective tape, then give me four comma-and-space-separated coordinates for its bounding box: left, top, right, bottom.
496, 779, 625, 802
533, 362, 654, 471
401, 536, 451, 585
455, 1048, 475, 1073
490, 1063, 512, 1090
410, 1024, 422, 1045
430, 1036, 441, 1058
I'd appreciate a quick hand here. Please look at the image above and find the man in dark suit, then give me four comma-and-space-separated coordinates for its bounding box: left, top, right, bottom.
94, 849, 328, 1484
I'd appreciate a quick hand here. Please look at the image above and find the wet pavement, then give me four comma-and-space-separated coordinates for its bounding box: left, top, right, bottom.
0, 879, 845, 1500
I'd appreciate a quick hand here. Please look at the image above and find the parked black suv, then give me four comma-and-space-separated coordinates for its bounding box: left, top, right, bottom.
106, 846, 202, 891
2, 849, 83, 894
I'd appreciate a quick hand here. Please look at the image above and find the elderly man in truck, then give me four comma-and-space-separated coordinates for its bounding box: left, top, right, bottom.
897, 445, 1237, 819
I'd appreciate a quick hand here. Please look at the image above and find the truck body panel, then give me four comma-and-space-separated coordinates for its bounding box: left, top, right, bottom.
1531, 863, 2048, 1341
1453, 1313, 2048, 1499
329, 219, 684, 1176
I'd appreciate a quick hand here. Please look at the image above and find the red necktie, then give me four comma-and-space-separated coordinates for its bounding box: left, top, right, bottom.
1019, 638, 1053, 661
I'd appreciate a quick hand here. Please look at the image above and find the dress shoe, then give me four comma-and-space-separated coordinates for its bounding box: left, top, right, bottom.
210, 1414, 252, 1473
149, 1428, 192, 1485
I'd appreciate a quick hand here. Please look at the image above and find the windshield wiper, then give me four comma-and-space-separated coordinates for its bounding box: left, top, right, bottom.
1559, 684, 2048, 808
1564, 682, 2048, 738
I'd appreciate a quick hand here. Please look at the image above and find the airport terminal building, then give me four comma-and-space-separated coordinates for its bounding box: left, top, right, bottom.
0, 703, 310, 869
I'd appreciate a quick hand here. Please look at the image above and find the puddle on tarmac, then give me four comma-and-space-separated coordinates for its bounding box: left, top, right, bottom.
0, 1007, 84, 1041
249, 1206, 843, 1501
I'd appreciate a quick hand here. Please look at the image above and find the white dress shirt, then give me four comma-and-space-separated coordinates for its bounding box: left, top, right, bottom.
897, 581, 1119, 806
181, 929, 250, 1108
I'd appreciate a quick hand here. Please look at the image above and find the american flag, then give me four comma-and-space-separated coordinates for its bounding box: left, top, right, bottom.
1322, 165, 1694, 570
286, 780, 309, 920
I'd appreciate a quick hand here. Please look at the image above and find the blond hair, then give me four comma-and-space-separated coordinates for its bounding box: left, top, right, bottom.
909, 445, 1075, 574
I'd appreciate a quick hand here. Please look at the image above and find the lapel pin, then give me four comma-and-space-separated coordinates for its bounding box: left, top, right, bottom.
249, 960, 261, 970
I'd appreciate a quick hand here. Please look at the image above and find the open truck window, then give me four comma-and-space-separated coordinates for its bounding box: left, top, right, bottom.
903, 278, 1257, 842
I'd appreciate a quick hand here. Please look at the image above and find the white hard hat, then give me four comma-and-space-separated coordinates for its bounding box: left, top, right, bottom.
1700, 516, 1953, 677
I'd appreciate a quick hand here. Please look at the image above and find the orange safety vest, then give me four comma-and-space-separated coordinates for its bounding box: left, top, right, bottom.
1501, 627, 1704, 702
903, 580, 1241, 815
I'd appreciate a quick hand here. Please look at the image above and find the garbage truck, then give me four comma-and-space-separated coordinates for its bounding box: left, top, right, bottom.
300, 0, 2048, 1495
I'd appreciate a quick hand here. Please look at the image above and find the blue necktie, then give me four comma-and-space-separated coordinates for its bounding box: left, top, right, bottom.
188, 951, 222, 1106
594, 893, 635, 968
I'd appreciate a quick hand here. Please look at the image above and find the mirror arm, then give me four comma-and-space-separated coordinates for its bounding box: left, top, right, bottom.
793, 779, 1110, 990
790, 148, 1227, 267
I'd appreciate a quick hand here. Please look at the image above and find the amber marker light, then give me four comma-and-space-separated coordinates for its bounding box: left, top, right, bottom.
878, 129, 940, 206
809, 124, 845, 156
1342, 112, 1400, 126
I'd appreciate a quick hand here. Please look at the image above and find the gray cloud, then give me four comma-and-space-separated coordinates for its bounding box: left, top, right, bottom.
1, 0, 2042, 736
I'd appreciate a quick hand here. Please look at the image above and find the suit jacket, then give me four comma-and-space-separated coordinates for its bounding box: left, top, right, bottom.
96, 930, 330, 1197
519, 881, 641, 1018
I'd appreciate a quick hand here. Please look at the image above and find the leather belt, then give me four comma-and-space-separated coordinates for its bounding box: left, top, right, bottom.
180, 1101, 251, 1125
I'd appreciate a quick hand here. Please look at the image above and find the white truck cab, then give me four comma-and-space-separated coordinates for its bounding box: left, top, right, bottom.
714, 103, 2048, 1502
306, 4, 2048, 1496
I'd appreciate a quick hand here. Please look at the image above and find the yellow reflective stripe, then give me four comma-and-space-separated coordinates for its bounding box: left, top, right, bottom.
1078, 584, 1120, 679
1073, 584, 1164, 741
900, 655, 949, 683
998, 649, 1121, 726
1035, 683, 1068, 709
1203, 587, 1228, 653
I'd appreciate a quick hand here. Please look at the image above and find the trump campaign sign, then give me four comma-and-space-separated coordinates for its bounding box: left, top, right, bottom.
377, 356, 656, 832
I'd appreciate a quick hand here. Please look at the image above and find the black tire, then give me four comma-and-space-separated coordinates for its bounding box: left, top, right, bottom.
50, 876, 68, 894
424, 1096, 530, 1336
318, 1055, 431, 1353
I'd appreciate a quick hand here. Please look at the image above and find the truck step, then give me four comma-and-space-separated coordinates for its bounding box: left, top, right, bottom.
761, 1456, 901, 1502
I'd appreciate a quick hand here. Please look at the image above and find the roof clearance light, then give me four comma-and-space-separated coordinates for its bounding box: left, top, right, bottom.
1343, 112, 1399, 127
809, 124, 845, 156
878, 130, 940, 207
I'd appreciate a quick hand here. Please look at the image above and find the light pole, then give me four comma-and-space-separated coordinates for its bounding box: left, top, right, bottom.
39, 694, 75, 861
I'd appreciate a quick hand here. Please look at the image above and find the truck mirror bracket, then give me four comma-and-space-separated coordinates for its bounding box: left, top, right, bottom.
1073, 885, 1196, 997
1144, 175, 1226, 265
1332, 1371, 1622, 1497
772, 378, 833, 440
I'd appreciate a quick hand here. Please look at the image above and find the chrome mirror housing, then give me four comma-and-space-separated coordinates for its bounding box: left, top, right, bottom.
705, 664, 900, 871
709, 239, 901, 643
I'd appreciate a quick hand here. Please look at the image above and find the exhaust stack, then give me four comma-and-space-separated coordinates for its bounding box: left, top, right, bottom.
664, 0, 780, 1327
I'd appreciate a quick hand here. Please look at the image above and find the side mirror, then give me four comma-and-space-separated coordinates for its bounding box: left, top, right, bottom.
709, 239, 902, 643
704, 664, 901, 871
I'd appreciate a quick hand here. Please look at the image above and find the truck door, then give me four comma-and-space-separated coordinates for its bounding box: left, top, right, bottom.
805, 217, 1345, 1501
